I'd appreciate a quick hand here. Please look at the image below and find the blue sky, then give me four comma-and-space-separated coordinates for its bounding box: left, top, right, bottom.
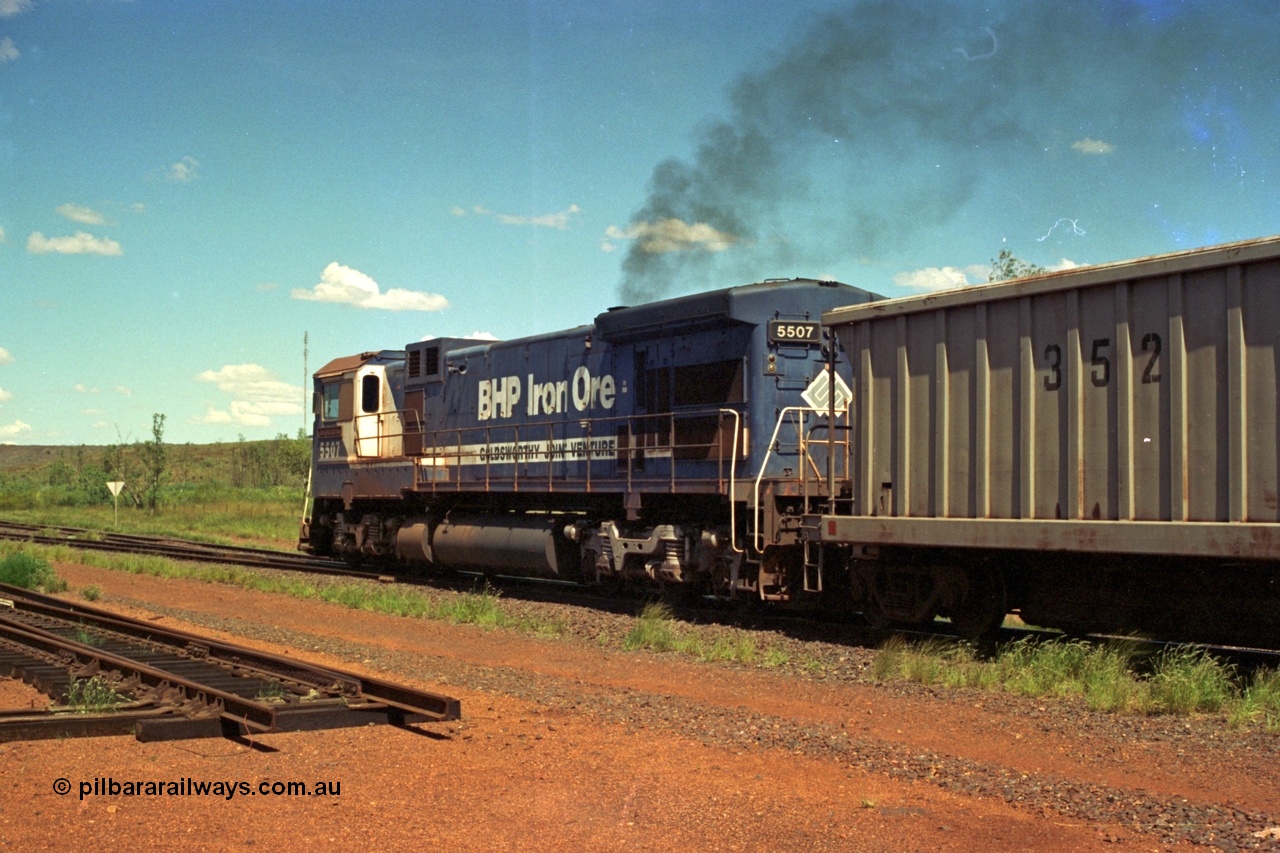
1, 0, 1277, 445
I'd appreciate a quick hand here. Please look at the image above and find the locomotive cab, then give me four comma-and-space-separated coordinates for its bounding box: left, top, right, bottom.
311, 350, 406, 465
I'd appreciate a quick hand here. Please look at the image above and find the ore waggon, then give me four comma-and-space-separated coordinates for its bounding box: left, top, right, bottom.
809, 235, 1280, 646
301, 237, 1280, 646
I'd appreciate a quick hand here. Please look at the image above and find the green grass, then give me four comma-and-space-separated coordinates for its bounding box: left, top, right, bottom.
991, 637, 1144, 710
1148, 646, 1236, 714
1, 497, 302, 550
64, 675, 127, 713
871, 634, 1280, 727
0, 540, 561, 636
0, 551, 68, 592
1228, 668, 1280, 731
620, 600, 790, 668
623, 602, 677, 652
255, 681, 289, 704
71, 626, 102, 647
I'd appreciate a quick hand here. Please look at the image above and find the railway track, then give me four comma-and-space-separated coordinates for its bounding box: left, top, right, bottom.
3, 519, 1276, 671
0, 520, 374, 578
0, 581, 460, 743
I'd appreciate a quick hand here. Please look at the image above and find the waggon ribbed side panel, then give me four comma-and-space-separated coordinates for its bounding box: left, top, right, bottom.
822, 236, 1280, 557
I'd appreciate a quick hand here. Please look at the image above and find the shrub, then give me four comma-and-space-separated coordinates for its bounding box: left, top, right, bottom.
0, 551, 65, 591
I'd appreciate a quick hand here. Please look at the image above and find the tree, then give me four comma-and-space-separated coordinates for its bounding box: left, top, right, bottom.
989, 248, 1046, 282
231, 430, 310, 488
136, 413, 167, 511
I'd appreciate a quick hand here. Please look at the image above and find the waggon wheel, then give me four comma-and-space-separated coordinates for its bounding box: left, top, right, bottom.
950, 567, 1006, 641
851, 564, 893, 629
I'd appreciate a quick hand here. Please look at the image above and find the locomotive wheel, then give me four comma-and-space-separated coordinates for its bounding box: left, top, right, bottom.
949, 567, 1007, 640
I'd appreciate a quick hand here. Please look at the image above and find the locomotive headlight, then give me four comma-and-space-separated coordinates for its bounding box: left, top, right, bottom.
767, 353, 777, 374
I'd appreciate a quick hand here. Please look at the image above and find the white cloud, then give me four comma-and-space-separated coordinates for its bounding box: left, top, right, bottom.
419, 331, 498, 342
194, 406, 236, 425
291, 262, 449, 312
73, 383, 99, 394
27, 231, 123, 256
603, 218, 737, 254
166, 155, 200, 183
193, 403, 285, 428
0, 0, 32, 18
497, 204, 581, 230
1072, 138, 1115, 155
0, 37, 18, 63
0, 420, 30, 438
893, 265, 973, 291
0, 346, 11, 365
0, 387, 11, 403
194, 363, 302, 428
455, 203, 582, 230
895, 257, 1081, 291
56, 203, 107, 225
0, 226, 6, 243
114, 385, 133, 397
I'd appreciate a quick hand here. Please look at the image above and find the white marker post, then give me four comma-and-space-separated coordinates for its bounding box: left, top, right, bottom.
106, 481, 125, 529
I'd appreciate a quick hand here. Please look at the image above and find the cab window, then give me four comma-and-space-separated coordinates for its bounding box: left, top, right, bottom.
321, 382, 342, 421
361, 374, 381, 414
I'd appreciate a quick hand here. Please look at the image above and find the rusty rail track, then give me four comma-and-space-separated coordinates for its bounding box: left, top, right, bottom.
3, 519, 1276, 667
0, 520, 378, 579
0, 582, 459, 743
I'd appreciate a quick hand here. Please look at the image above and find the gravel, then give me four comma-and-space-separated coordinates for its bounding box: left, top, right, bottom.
104, 570, 1280, 852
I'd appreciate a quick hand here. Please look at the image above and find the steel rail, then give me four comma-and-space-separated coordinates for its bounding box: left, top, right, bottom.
0, 583, 460, 722
0, 615, 280, 731
0, 522, 374, 579
4, 520, 1275, 658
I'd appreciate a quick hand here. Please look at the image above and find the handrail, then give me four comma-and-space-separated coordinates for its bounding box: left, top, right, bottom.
718, 408, 744, 554
405, 407, 746, 489
752, 406, 837, 552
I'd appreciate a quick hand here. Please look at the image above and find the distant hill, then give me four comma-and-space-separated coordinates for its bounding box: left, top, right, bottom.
0, 445, 77, 471
0, 437, 310, 491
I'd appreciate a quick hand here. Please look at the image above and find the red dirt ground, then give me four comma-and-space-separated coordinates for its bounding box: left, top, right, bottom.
1, 561, 1275, 851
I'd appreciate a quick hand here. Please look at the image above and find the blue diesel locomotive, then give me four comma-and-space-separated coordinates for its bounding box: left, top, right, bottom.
300, 278, 887, 608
